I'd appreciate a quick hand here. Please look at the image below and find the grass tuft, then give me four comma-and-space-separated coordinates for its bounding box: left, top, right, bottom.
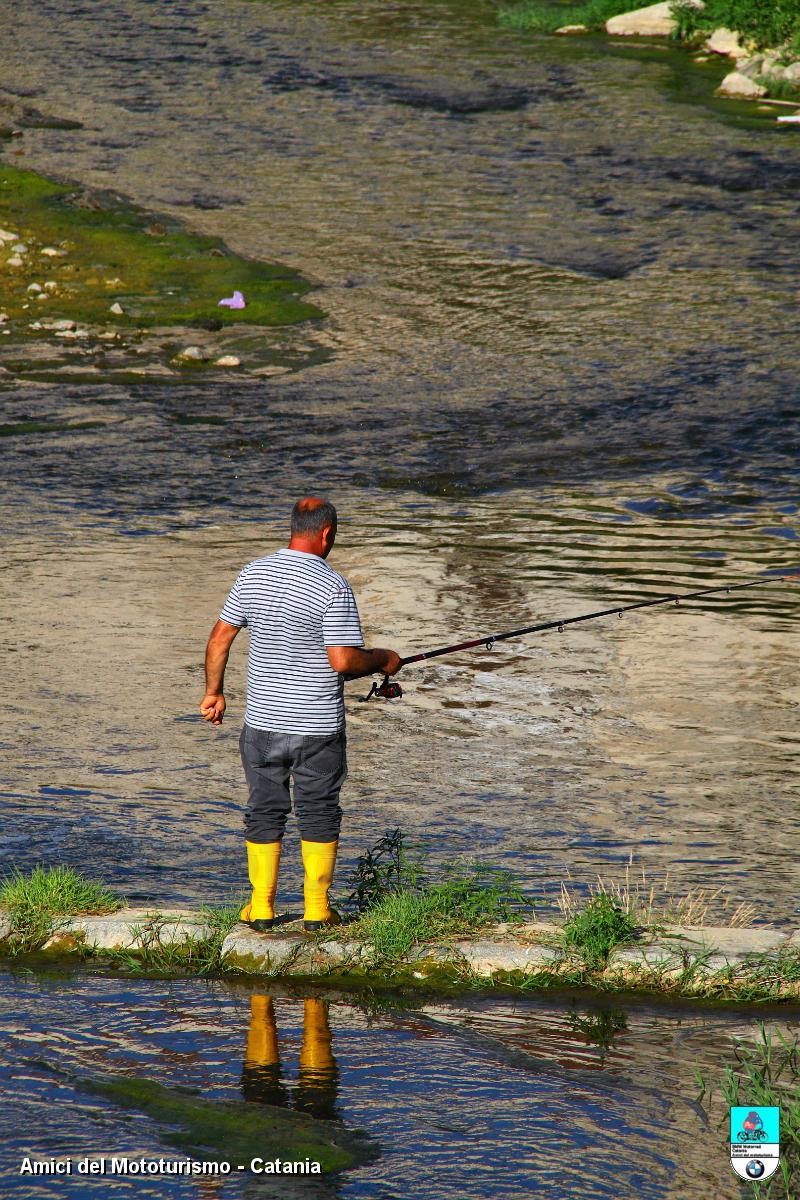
0, 865, 121, 952
557, 856, 757, 930
563, 892, 637, 967
499, 0, 644, 33
670, 0, 800, 51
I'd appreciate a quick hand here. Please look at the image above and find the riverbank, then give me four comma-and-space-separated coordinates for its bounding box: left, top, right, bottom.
501, 0, 800, 108
5, 905, 800, 1003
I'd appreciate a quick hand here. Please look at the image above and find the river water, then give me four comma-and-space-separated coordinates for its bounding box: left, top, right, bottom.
1, 0, 799, 1194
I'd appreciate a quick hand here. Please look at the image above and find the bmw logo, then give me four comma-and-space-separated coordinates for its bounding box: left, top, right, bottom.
746, 1161, 765, 1179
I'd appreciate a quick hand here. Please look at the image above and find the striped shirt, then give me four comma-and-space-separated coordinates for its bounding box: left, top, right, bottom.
220, 548, 364, 735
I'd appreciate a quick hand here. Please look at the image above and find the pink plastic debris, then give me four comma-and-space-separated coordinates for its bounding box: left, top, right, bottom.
218, 290, 246, 309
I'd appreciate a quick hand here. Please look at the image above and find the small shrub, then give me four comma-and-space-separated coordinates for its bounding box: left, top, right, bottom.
563, 893, 637, 967
670, 0, 800, 50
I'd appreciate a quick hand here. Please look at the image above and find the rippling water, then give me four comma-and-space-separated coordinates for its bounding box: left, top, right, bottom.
2, 967, 796, 1199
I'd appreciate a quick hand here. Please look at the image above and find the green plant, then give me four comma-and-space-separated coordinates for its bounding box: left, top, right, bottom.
670, 0, 800, 50
696, 1024, 800, 1197
563, 892, 637, 967
344, 828, 414, 916
0, 865, 122, 953
669, 0, 705, 42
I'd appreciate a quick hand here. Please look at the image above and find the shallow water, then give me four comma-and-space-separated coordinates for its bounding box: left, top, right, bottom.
1, 965, 797, 1198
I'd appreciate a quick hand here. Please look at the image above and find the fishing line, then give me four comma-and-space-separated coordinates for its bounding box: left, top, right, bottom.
360, 568, 800, 702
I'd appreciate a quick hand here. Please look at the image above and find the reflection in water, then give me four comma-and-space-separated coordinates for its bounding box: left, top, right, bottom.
567, 1007, 628, 1067
242, 995, 339, 1122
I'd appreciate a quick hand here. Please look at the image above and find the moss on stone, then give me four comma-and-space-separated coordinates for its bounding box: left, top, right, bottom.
79, 1073, 374, 1171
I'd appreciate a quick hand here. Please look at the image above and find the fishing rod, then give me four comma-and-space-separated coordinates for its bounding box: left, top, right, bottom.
360, 568, 800, 701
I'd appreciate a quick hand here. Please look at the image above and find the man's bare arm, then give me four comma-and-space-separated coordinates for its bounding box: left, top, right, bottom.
327, 645, 402, 681
201, 619, 241, 725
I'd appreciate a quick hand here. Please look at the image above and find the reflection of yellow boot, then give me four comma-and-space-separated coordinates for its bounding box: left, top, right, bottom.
246, 995, 280, 1068
242, 994, 288, 1107
301, 840, 341, 932
239, 841, 281, 931
297, 998, 338, 1120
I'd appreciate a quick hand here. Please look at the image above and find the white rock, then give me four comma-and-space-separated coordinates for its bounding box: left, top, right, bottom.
606, 1, 701, 37
41, 246, 65, 257
555, 24, 588, 34
11, 242, 28, 255
706, 27, 749, 59
42, 318, 76, 331
43, 281, 58, 292
172, 345, 209, 363
214, 355, 241, 367
6, 256, 23, 268
27, 282, 42, 293
0, 228, 16, 243
0, 313, 7, 324
55, 330, 79, 339
109, 302, 124, 315
99, 331, 118, 340
782, 62, 800, 82
716, 70, 768, 98
29, 321, 43, 330
36, 293, 49, 302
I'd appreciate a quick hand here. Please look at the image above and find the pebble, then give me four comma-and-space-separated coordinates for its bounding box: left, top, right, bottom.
26, 282, 42, 293
215, 355, 241, 367
0, 228, 16, 243
109, 302, 124, 315
0, 312, 7, 324
43, 281, 58, 292
40, 247, 62, 257
6, 256, 23, 268
99, 331, 118, 340
11, 242, 28, 255
36, 293, 49, 302
29, 321, 43, 330
43, 318, 76, 331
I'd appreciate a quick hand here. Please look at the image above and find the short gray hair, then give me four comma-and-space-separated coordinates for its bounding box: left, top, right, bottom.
290, 499, 337, 536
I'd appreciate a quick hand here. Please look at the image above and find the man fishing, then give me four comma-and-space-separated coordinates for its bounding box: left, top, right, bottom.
200, 497, 402, 932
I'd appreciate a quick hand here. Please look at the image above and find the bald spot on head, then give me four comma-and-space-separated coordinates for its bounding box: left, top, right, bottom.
289, 496, 338, 557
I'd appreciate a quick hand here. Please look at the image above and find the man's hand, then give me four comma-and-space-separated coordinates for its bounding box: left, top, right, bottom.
380, 650, 402, 676
201, 691, 226, 725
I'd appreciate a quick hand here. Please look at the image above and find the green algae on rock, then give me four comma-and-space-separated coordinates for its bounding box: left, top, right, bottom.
0, 163, 321, 330
78, 1074, 375, 1172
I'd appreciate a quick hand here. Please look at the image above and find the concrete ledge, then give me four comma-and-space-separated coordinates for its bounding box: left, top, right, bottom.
56, 908, 215, 951
2, 907, 798, 996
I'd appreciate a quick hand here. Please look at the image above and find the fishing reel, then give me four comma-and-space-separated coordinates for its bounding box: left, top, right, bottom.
360, 675, 403, 702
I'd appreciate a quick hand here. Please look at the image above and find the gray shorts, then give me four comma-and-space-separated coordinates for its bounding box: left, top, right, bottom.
239, 723, 347, 843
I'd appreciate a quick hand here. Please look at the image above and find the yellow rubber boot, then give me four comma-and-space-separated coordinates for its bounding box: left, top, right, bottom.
301, 839, 341, 931
239, 840, 281, 931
